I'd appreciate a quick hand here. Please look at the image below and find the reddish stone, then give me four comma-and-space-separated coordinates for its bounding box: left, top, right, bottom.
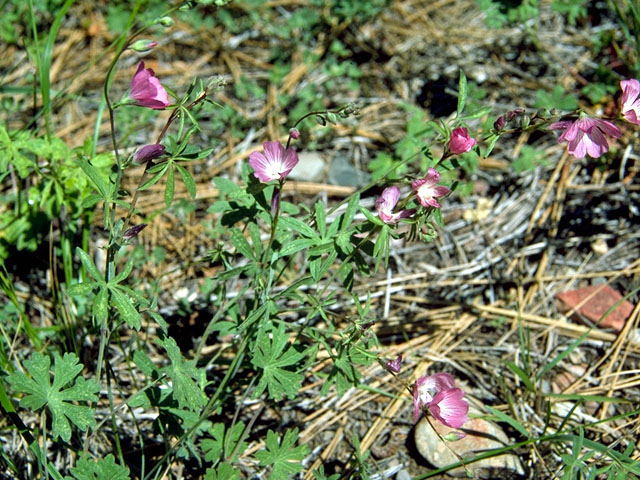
555, 285, 635, 332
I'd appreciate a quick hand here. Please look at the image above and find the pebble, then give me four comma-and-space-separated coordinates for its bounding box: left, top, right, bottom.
327, 156, 369, 187
288, 151, 326, 182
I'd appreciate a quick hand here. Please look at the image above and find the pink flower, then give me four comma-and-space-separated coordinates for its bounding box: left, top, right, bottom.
133, 144, 166, 163
620, 79, 640, 125
413, 373, 469, 428
428, 388, 469, 429
550, 116, 622, 159
411, 168, 450, 208
449, 127, 476, 154
375, 186, 415, 223
249, 141, 299, 183
289, 128, 300, 139
129, 61, 170, 110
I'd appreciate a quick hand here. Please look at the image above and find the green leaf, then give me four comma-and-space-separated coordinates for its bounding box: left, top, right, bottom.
255, 428, 308, 480
165, 163, 175, 207
66, 282, 96, 296
204, 463, 240, 480
230, 228, 255, 260
109, 286, 142, 330
457, 69, 467, 117
340, 193, 360, 233
213, 176, 242, 196
505, 361, 535, 393
75, 247, 103, 283
7, 353, 99, 442
276, 238, 317, 258
68, 454, 130, 480
111, 255, 136, 285
77, 157, 107, 198
485, 405, 530, 439
315, 200, 327, 238
202, 422, 247, 463
251, 324, 305, 400
160, 337, 207, 411
93, 286, 109, 324
277, 216, 318, 239
176, 163, 197, 199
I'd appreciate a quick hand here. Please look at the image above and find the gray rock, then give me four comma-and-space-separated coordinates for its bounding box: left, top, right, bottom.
327, 156, 369, 187
288, 151, 326, 182
414, 407, 525, 478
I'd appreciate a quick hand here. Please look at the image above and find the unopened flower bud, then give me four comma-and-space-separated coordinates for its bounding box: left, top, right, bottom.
289, 128, 300, 139
179, 1, 197, 10
443, 431, 466, 441
520, 114, 531, 128
506, 108, 525, 121
156, 16, 174, 27
493, 115, 505, 131
133, 144, 166, 163
123, 223, 147, 240
129, 39, 157, 52
384, 354, 403, 374
316, 115, 326, 126
271, 187, 280, 213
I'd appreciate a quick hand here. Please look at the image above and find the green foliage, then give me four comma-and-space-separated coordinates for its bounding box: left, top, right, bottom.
7, 352, 99, 442
68, 248, 144, 330
476, 0, 540, 28
551, 0, 588, 25
202, 422, 248, 464
477, 0, 587, 28
511, 145, 549, 172
67, 454, 130, 480
0, 126, 107, 260
204, 463, 241, 480
251, 324, 306, 401
535, 85, 578, 110
255, 428, 309, 479
160, 337, 208, 411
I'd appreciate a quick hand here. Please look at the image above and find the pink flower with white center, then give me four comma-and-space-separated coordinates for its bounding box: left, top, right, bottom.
411, 168, 450, 208
413, 373, 469, 428
428, 388, 469, 429
620, 79, 640, 125
375, 186, 416, 223
550, 116, 622, 159
249, 141, 299, 183
448, 127, 476, 154
129, 61, 170, 110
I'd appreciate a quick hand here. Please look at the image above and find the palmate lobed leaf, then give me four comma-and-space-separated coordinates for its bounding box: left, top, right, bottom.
251, 324, 306, 401
160, 337, 207, 411
7, 352, 99, 442
202, 422, 247, 464
255, 428, 308, 480
67, 453, 130, 480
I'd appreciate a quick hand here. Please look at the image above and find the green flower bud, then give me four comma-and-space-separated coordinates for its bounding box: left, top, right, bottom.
129, 39, 157, 52
156, 16, 174, 27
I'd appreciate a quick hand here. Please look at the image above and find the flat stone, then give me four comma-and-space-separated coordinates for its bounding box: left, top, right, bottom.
287, 152, 326, 182
414, 410, 524, 478
327, 156, 369, 187
555, 285, 634, 332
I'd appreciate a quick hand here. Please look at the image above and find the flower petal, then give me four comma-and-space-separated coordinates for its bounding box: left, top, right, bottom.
429, 388, 469, 429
